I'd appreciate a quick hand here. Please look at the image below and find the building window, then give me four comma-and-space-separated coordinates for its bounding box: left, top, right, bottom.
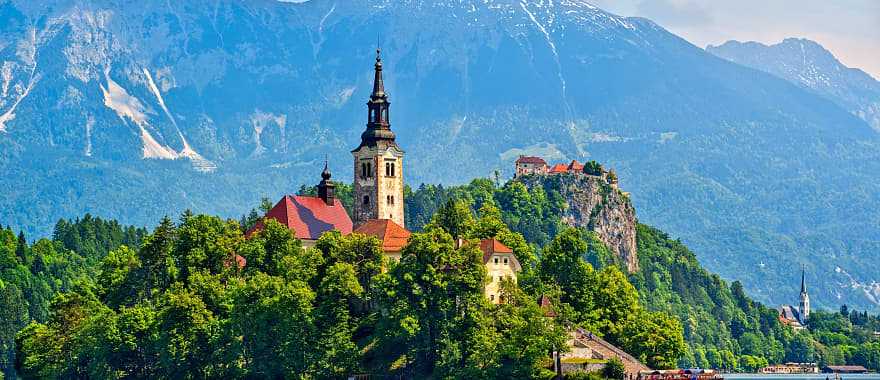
494, 257, 499, 264
503, 258, 508, 265
385, 162, 396, 177
387, 195, 395, 205
361, 162, 372, 179
490, 294, 495, 301
363, 195, 370, 205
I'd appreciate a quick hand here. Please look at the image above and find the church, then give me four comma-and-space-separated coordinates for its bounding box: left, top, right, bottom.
248, 49, 521, 304
778, 268, 811, 330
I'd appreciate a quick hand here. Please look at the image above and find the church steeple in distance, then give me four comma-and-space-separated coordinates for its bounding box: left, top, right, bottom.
799, 266, 810, 323
800, 267, 807, 294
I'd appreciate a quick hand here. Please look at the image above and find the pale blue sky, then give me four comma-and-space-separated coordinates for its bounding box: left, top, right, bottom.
591, 0, 880, 79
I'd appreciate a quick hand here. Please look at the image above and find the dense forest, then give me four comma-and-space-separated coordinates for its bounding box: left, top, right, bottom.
2, 174, 879, 378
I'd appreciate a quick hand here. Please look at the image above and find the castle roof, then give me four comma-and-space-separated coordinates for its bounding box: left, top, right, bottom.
354, 219, 411, 252
548, 163, 569, 173
247, 195, 353, 240
516, 156, 547, 165
567, 160, 584, 172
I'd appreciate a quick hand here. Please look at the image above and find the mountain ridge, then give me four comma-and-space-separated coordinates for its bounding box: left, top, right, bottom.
1, 0, 879, 310
707, 37, 880, 132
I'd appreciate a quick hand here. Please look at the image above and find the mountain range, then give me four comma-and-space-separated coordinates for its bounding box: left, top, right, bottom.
708, 38, 880, 132
0, 0, 879, 310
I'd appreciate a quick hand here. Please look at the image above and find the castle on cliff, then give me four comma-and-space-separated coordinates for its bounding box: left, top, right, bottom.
515, 155, 619, 189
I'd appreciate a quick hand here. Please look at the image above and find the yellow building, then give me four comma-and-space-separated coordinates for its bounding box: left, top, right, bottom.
479, 239, 522, 304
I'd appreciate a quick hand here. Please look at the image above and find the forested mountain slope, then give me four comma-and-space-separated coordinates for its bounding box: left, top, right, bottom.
1, 0, 878, 310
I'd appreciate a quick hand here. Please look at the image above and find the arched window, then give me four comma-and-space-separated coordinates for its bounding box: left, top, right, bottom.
363, 195, 370, 205
361, 162, 373, 179
385, 162, 396, 177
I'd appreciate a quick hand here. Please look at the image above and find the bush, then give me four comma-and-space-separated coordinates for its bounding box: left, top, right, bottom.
565, 370, 603, 380
604, 358, 626, 380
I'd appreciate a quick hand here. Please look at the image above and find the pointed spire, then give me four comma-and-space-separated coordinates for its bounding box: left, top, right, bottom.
800, 266, 807, 294
371, 47, 385, 99
356, 43, 397, 150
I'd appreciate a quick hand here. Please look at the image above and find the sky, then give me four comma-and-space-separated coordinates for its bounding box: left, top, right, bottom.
590, 0, 880, 79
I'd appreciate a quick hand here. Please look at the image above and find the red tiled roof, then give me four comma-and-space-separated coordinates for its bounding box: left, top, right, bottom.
567, 160, 584, 172
516, 156, 547, 165
478, 238, 521, 271
548, 163, 568, 173
354, 219, 411, 252
247, 195, 353, 240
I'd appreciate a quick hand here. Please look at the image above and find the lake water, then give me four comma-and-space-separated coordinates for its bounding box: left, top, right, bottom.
726, 375, 880, 380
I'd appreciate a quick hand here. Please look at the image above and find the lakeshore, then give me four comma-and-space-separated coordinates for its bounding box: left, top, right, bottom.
727, 375, 880, 380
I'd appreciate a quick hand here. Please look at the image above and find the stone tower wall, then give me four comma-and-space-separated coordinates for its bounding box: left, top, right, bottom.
352, 146, 405, 227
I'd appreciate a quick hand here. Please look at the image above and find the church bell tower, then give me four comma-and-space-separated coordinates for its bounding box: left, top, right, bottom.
352, 48, 405, 228
799, 267, 810, 324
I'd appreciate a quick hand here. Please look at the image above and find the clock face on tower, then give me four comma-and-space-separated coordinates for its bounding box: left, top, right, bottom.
352, 48, 405, 228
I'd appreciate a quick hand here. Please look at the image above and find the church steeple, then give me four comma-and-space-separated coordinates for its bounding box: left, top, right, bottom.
799, 266, 810, 324
371, 48, 386, 100
358, 48, 396, 149
351, 47, 405, 228
317, 159, 335, 206
800, 267, 807, 294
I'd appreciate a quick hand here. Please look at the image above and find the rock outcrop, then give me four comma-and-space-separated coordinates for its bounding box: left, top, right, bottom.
519, 173, 638, 272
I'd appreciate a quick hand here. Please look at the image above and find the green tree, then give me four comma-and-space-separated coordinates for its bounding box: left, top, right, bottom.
376, 228, 492, 377
314, 263, 364, 377
619, 311, 687, 369
604, 357, 626, 380
428, 199, 476, 240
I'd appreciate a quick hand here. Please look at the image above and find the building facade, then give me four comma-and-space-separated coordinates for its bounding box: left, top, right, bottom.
352, 48, 405, 228
480, 239, 522, 304
514, 156, 548, 177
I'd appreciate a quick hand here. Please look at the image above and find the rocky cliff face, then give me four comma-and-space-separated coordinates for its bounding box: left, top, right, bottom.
520, 173, 638, 272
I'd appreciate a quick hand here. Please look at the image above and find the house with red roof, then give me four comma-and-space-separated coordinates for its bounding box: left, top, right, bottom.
353, 218, 411, 262
479, 238, 522, 304
247, 163, 353, 248
514, 155, 548, 177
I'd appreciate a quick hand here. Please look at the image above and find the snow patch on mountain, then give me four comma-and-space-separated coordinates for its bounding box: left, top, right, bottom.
0, 65, 39, 134
0, 28, 41, 133
100, 70, 150, 126
250, 110, 287, 158
836, 266, 880, 306
100, 69, 182, 160
143, 67, 216, 172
